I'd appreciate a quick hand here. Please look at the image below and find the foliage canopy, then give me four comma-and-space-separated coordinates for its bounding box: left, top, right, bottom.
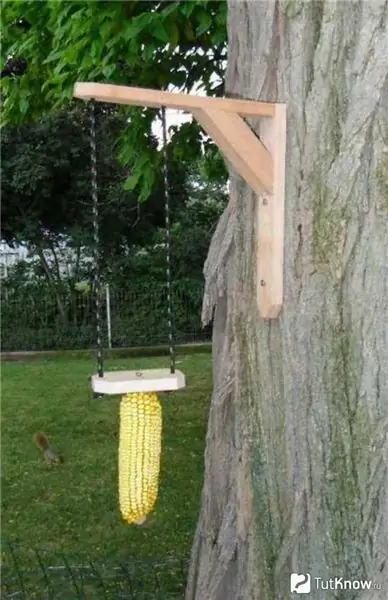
1, 0, 228, 198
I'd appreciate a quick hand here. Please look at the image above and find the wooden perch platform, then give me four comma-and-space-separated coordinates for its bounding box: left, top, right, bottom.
74, 82, 286, 319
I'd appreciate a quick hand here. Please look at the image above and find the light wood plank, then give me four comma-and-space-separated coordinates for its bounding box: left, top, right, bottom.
257, 104, 286, 318
74, 82, 275, 117
91, 369, 186, 395
192, 108, 273, 196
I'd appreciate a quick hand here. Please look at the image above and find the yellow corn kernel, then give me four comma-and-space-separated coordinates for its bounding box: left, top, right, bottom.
118, 392, 162, 524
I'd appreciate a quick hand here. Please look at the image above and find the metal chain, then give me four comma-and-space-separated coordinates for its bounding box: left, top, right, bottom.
161, 107, 175, 374
89, 101, 104, 378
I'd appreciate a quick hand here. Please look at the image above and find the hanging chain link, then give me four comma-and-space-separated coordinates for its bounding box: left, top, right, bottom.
161, 107, 175, 375
89, 100, 104, 379
89, 102, 174, 377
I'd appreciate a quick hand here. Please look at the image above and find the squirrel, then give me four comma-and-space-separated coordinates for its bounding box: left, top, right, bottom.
34, 432, 63, 466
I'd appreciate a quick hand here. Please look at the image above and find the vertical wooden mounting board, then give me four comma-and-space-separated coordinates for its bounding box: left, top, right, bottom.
257, 105, 286, 319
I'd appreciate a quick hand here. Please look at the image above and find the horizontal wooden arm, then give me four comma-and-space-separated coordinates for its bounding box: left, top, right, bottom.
73, 82, 275, 117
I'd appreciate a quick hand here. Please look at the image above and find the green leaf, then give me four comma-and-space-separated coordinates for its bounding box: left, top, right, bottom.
215, 3, 227, 26
168, 21, 180, 46
143, 41, 157, 61
161, 2, 180, 17
183, 22, 195, 42
43, 50, 66, 65
45, 72, 68, 86
123, 170, 142, 192
119, 142, 135, 165
100, 19, 114, 41
196, 11, 213, 37
211, 29, 225, 46
101, 64, 116, 79
53, 60, 67, 76
152, 20, 170, 43
122, 13, 151, 41
180, 2, 196, 17
19, 96, 29, 116
91, 40, 102, 59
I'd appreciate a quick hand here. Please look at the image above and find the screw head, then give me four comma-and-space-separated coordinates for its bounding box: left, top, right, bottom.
260, 280, 266, 286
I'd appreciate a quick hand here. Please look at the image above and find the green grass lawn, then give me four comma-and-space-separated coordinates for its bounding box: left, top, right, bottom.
1, 352, 211, 597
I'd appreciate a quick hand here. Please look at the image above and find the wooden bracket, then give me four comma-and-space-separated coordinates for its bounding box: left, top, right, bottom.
73, 82, 286, 319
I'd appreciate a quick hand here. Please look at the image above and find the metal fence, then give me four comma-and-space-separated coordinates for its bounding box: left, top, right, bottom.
1, 284, 211, 352
1, 540, 188, 599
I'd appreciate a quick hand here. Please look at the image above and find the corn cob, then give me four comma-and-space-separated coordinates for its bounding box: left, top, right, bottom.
118, 392, 162, 524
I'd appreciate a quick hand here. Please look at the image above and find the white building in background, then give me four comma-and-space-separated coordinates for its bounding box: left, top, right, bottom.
0, 239, 94, 281
0, 242, 28, 279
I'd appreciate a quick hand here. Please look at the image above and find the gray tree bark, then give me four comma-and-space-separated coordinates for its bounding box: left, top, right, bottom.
186, 1, 388, 599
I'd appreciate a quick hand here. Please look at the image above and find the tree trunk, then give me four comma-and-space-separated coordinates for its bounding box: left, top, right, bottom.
186, 1, 388, 599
